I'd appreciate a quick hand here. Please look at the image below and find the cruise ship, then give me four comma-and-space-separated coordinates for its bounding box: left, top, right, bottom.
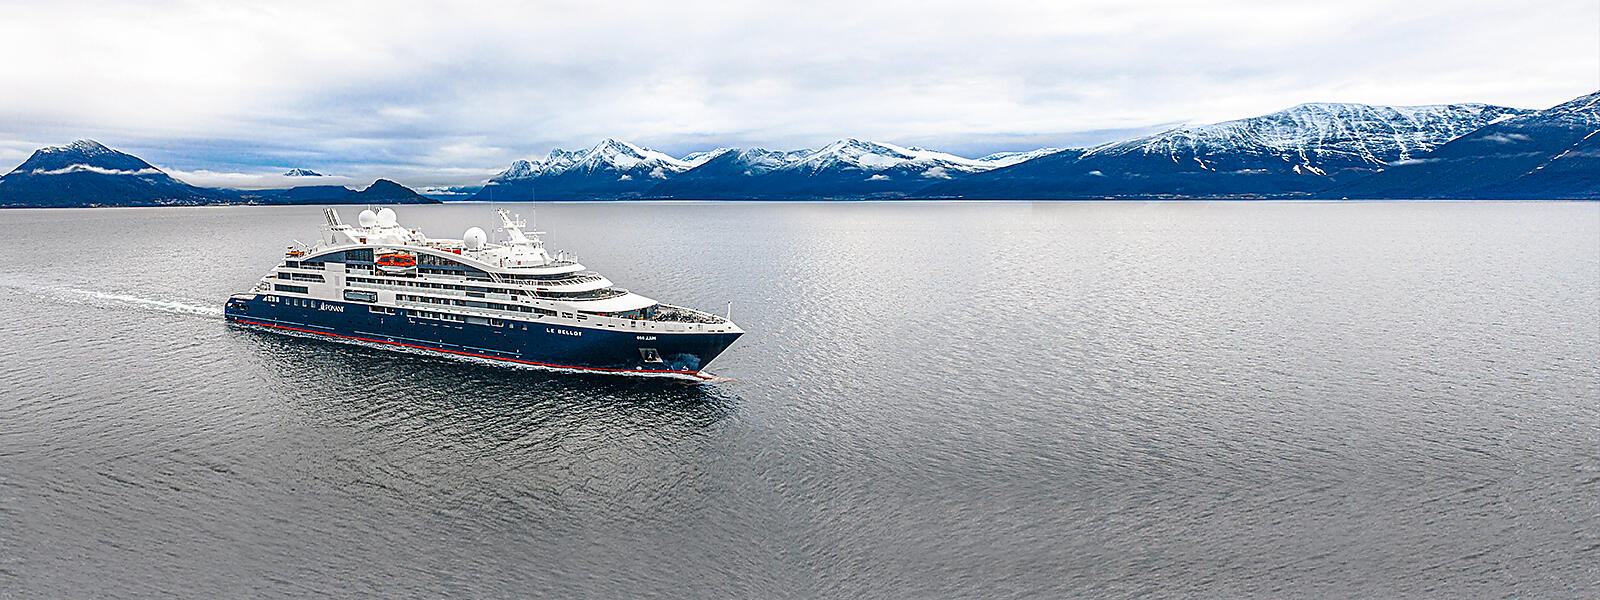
224, 207, 743, 378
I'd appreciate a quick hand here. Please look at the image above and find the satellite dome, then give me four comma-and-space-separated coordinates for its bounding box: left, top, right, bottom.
357, 209, 377, 228
376, 207, 398, 227
463, 227, 487, 250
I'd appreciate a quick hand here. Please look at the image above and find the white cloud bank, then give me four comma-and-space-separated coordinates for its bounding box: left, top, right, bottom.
29, 164, 163, 177
161, 169, 365, 190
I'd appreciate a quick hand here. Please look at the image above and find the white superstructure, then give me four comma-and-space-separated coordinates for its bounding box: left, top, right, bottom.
253, 207, 740, 336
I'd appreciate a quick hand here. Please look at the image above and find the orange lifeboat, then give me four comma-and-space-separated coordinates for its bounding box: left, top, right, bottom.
375, 252, 417, 274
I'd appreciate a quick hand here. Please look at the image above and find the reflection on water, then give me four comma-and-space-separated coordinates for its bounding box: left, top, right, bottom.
2, 201, 1598, 598
244, 326, 738, 449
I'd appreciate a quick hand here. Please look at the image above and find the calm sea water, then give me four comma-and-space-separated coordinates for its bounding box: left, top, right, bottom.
1, 201, 1597, 598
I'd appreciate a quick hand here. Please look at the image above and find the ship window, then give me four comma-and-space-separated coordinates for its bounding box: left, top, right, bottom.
273, 284, 308, 294
419, 253, 464, 267
346, 249, 374, 262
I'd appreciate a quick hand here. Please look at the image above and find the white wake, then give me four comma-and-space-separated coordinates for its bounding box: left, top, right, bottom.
62, 288, 224, 318
0, 273, 223, 319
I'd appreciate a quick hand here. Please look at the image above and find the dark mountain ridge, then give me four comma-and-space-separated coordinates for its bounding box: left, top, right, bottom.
913, 102, 1532, 199
5, 91, 1597, 207
235, 180, 438, 205
467, 139, 705, 201
0, 140, 438, 207
1332, 91, 1600, 199
0, 140, 230, 207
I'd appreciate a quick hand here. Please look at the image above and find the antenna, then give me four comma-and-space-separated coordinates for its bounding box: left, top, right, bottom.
496, 208, 537, 245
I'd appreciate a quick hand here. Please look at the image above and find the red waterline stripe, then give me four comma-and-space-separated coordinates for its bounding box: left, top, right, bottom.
230, 317, 706, 378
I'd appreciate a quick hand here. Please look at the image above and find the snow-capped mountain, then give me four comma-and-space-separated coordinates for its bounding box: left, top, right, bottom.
545, 138, 697, 178
778, 139, 989, 177
0, 139, 230, 207
1079, 102, 1524, 171
490, 159, 538, 182
916, 102, 1530, 198
976, 148, 1068, 168
647, 139, 1024, 199
712, 148, 811, 175
283, 168, 324, 177
18, 139, 161, 174
681, 149, 732, 168
1335, 90, 1600, 199
638, 148, 809, 199
471, 137, 1090, 200
469, 139, 706, 200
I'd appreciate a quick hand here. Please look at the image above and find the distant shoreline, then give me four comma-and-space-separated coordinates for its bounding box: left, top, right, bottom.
6, 197, 1596, 210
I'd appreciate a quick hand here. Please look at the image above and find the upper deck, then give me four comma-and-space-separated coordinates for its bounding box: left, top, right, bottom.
268, 207, 737, 328
305, 207, 583, 275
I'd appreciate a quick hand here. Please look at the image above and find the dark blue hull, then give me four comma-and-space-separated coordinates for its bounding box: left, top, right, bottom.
224, 295, 741, 377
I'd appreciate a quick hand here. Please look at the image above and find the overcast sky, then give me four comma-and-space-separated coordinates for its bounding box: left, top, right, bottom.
1, 0, 1595, 189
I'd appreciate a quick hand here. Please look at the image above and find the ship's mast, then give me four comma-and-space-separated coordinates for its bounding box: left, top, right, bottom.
496, 209, 545, 247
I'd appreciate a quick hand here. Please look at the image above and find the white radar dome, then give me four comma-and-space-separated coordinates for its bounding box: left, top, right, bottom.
357, 209, 378, 228
463, 227, 487, 250
376, 207, 398, 227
